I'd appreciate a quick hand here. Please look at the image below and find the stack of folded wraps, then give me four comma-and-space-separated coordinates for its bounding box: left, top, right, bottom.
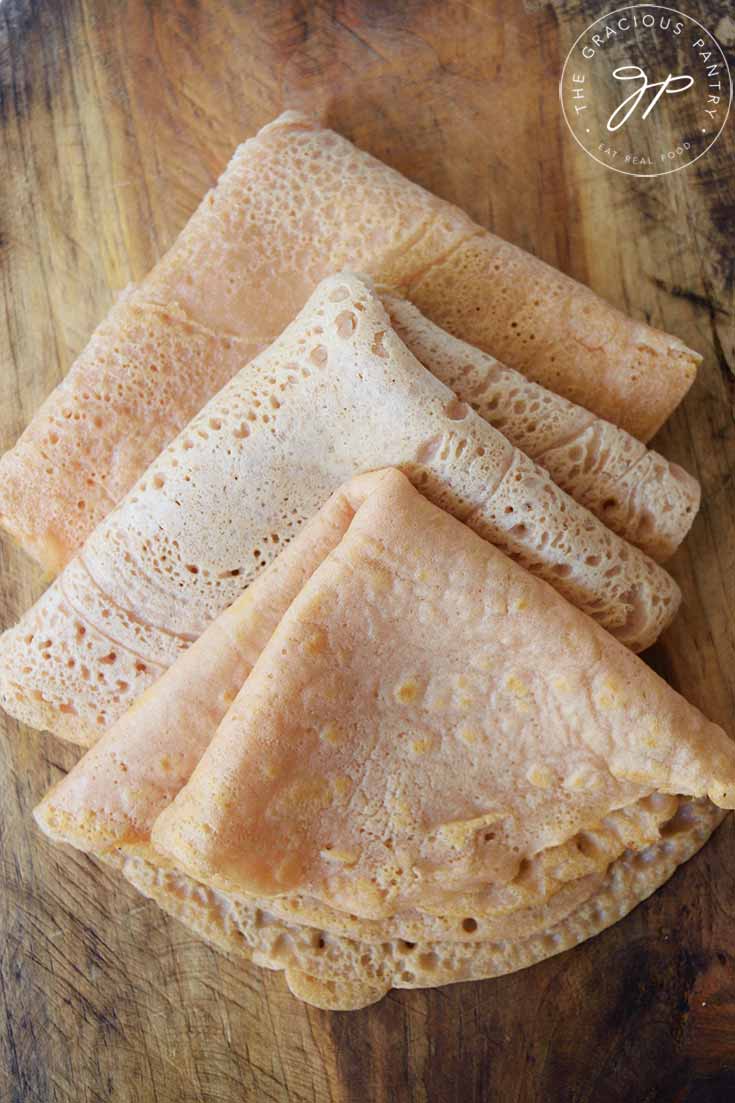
1, 113, 731, 1011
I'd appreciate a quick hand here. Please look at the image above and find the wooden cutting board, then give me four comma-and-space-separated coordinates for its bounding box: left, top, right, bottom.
1, 1, 734, 1099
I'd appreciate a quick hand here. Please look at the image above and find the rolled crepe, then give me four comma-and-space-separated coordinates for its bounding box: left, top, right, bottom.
0, 112, 699, 573
384, 295, 699, 562
0, 277, 681, 746
35, 470, 731, 1008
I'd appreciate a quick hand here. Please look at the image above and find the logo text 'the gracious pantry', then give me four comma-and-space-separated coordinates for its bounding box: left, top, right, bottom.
560, 5, 732, 176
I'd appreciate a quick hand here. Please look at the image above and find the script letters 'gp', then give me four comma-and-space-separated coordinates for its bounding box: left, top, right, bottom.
606, 66, 694, 132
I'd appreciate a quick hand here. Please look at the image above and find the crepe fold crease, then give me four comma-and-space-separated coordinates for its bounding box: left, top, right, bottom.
0, 111, 699, 573
35, 469, 734, 1008
1, 276, 682, 746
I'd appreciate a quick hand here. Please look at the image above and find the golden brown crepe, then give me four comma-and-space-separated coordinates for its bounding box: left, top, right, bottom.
35, 470, 731, 1008
0, 112, 699, 573
0, 277, 681, 747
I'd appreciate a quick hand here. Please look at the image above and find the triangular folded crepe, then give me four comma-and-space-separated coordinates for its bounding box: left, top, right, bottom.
143, 112, 699, 441
0, 112, 699, 572
35, 473, 718, 933
0, 276, 681, 746
384, 295, 699, 562
35, 470, 731, 1008
151, 469, 734, 919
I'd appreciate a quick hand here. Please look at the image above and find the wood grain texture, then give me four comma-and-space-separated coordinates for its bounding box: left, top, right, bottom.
1, 1, 734, 1099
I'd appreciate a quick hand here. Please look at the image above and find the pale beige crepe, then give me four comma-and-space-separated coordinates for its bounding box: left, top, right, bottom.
0, 277, 681, 747
151, 469, 734, 923
0, 112, 699, 573
384, 295, 700, 562
35, 472, 728, 1008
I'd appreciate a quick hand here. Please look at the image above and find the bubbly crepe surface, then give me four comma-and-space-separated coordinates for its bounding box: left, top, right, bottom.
34, 471, 733, 1008
0, 276, 681, 748
0, 109, 719, 1017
